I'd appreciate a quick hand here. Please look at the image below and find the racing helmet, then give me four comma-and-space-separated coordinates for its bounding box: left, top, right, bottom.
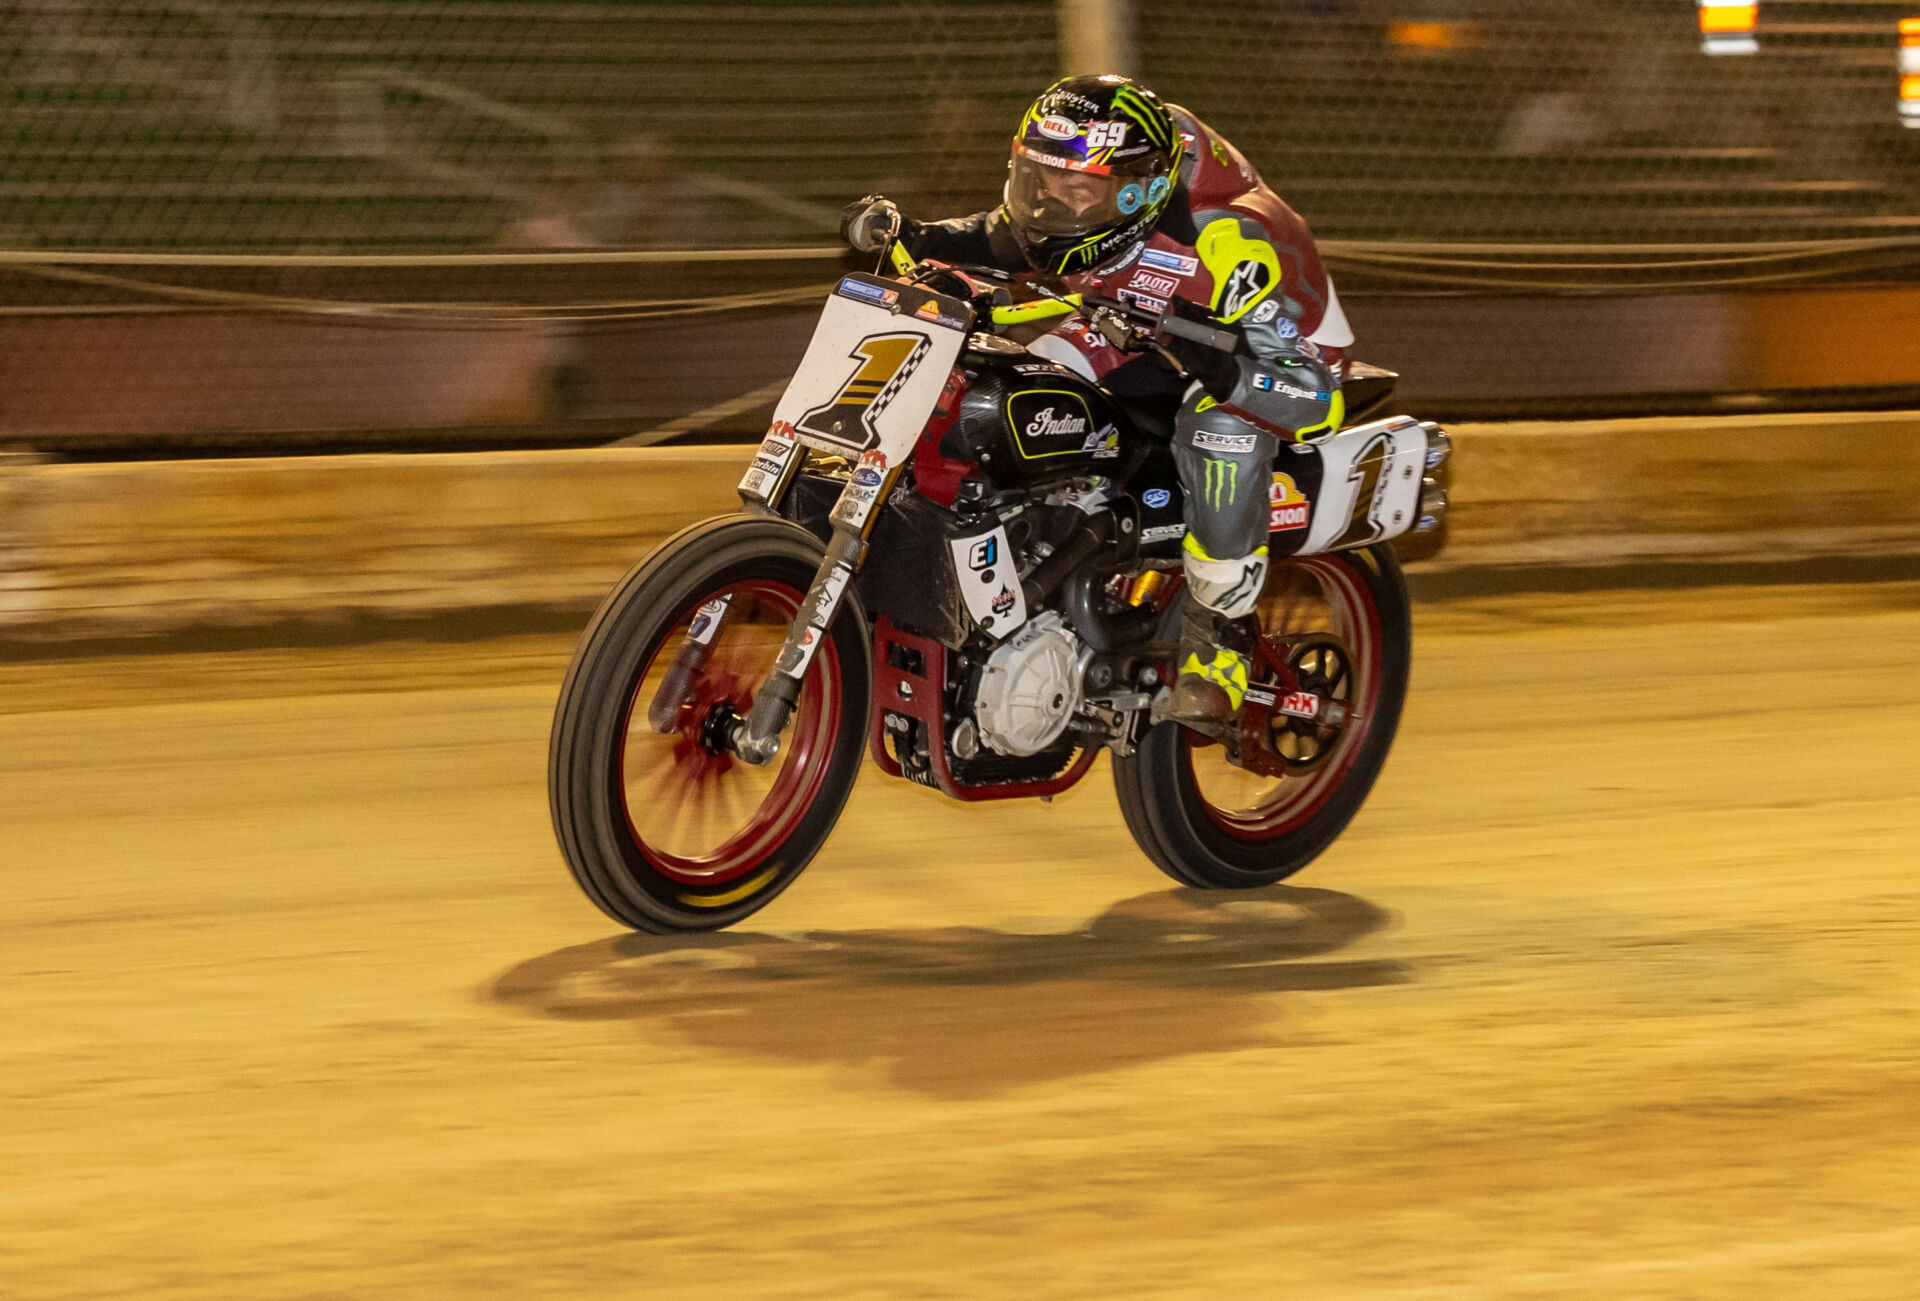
1005, 74, 1185, 277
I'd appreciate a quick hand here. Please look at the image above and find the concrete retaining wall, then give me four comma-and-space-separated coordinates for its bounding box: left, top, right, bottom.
2, 410, 1917, 640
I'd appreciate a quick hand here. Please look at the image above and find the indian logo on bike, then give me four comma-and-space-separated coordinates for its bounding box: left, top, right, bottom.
1006, 389, 1098, 459
796, 332, 932, 451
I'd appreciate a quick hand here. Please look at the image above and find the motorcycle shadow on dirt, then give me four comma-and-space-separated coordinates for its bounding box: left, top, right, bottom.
491, 885, 1409, 1098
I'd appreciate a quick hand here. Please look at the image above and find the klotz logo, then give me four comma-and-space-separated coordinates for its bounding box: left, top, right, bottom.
1037, 113, 1079, 141
1129, 272, 1179, 298
1269, 472, 1311, 531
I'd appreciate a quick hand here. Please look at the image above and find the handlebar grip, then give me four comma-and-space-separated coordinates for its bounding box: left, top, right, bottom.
1156, 314, 1240, 354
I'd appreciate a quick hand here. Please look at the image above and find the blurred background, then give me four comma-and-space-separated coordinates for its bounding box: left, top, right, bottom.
4, 0, 1918, 456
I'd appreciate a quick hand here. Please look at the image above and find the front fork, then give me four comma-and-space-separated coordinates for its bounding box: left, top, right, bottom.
730, 444, 902, 766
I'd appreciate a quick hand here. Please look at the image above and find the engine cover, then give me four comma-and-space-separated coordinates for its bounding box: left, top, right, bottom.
972, 612, 1088, 756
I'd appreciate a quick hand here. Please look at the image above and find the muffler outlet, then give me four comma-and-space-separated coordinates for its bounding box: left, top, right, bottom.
1391, 424, 1453, 563
1419, 422, 1452, 490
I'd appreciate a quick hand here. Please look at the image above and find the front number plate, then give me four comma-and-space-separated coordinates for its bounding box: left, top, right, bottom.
771, 274, 973, 467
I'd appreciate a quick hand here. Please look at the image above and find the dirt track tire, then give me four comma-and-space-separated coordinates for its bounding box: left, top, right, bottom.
1113, 543, 1411, 889
548, 515, 870, 933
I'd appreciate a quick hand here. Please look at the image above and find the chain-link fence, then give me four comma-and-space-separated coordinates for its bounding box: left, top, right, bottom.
1, 1, 1057, 250
5, 1, 1916, 253
3, 1, 1918, 452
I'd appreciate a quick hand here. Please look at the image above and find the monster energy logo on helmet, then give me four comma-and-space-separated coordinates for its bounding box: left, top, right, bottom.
1108, 82, 1177, 153
1006, 74, 1187, 277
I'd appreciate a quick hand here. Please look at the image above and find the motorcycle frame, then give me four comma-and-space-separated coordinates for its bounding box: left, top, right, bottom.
724, 257, 1451, 777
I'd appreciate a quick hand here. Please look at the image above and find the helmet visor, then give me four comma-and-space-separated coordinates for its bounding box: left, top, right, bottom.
1007, 150, 1158, 239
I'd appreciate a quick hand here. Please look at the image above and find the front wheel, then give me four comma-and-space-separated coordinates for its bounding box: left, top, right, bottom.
1113, 544, 1411, 889
548, 515, 870, 932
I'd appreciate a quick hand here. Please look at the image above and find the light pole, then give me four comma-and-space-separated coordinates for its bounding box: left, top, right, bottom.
1058, 0, 1136, 78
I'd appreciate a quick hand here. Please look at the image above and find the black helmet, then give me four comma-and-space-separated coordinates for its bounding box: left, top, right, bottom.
1005, 75, 1185, 277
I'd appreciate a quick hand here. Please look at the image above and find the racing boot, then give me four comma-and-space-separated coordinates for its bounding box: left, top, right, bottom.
1158, 538, 1268, 738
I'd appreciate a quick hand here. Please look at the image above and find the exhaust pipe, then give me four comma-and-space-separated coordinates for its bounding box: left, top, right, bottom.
1392, 422, 1452, 563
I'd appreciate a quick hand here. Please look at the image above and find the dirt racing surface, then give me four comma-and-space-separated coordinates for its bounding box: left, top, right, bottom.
4, 582, 1919, 1297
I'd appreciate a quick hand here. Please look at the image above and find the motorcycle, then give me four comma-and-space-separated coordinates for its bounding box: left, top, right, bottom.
549, 241, 1452, 933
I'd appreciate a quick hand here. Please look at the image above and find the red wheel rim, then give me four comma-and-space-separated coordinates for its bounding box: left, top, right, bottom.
1186, 554, 1384, 841
614, 579, 842, 886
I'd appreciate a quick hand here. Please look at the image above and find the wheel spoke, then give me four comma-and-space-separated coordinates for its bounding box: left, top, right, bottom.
1187, 555, 1385, 838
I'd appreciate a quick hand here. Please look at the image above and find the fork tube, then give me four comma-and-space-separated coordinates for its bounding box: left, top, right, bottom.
732, 463, 900, 765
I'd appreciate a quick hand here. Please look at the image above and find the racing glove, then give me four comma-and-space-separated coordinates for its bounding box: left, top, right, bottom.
840, 195, 903, 254
1152, 297, 1245, 402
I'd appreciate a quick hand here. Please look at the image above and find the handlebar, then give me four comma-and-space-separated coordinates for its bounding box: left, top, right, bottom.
1150, 311, 1240, 354
881, 241, 1239, 354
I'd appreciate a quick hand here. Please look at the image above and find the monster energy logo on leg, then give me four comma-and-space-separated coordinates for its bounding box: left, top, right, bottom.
1204, 456, 1237, 510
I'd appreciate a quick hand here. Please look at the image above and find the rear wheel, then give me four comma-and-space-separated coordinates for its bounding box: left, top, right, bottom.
548, 515, 870, 932
1113, 544, 1410, 888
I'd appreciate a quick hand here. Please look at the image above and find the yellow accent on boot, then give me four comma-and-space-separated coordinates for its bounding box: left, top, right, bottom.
1178, 648, 1249, 711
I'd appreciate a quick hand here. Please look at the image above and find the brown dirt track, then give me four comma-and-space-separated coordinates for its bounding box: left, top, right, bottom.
4, 581, 1918, 1298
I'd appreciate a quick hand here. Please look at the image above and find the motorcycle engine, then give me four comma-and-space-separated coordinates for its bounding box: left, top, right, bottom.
971, 612, 1089, 756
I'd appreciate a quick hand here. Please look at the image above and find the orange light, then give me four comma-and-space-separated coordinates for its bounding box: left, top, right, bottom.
1699, 4, 1758, 35
1901, 16, 1920, 42
1387, 21, 1466, 50
1903, 74, 1920, 101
